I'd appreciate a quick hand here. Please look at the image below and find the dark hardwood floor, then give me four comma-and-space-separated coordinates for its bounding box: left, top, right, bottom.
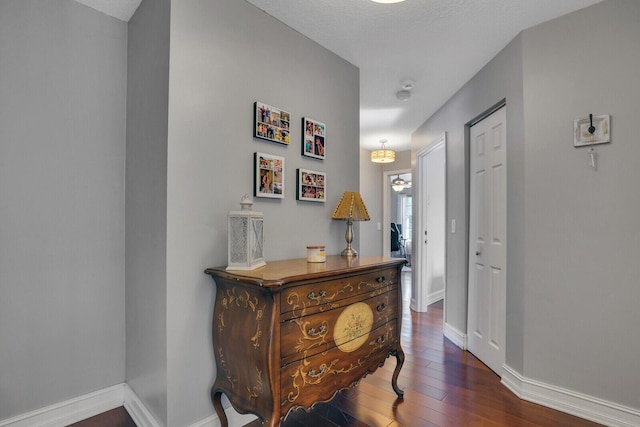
68, 406, 135, 427
74, 269, 602, 427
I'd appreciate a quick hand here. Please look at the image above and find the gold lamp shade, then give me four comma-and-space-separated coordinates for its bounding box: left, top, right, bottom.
332, 192, 370, 257
370, 139, 396, 163
370, 149, 396, 163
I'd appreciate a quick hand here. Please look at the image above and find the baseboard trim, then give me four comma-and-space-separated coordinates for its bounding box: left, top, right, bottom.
188, 412, 257, 427
0, 384, 125, 427
502, 364, 640, 427
0, 381, 258, 427
7, 372, 637, 427
443, 321, 467, 350
410, 291, 444, 313
426, 290, 444, 306
123, 384, 162, 427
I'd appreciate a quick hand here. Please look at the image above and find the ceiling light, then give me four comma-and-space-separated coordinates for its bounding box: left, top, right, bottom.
371, 139, 396, 163
370, 0, 406, 3
391, 175, 407, 192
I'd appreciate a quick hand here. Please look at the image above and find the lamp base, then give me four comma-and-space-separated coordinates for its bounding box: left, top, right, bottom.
341, 218, 358, 257
341, 247, 358, 257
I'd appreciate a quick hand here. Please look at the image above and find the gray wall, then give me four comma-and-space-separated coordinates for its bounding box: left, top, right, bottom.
0, 0, 127, 419
164, 1, 360, 425
0, 0, 359, 424
520, 0, 640, 409
412, 34, 525, 364
360, 148, 383, 257
413, 0, 639, 413
126, 0, 170, 424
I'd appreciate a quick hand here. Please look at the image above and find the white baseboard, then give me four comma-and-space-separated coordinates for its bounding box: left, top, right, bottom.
502, 364, 640, 427
123, 384, 162, 427
443, 321, 467, 350
410, 291, 444, 313
0, 381, 254, 427
188, 411, 257, 427
0, 383, 165, 427
7, 374, 637, 427
426, 290, 444, 306
0, 384, 125, 427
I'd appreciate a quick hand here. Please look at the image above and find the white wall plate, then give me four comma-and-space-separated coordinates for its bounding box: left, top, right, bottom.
574, 114, 610, 147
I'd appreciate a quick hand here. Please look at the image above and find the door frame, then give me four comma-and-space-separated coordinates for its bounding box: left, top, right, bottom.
413, 133, 447, 313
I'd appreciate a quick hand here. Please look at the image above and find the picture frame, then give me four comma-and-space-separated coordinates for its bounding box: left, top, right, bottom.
301, 117, 326, 160
296, 169, 325, 202
254, 102, 291, 145
254, 152, 285, 199
574, 114, 610, 147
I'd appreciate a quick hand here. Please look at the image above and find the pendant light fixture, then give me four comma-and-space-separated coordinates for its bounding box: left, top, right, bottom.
391, 175, 407, 192
370, 139, 396, 163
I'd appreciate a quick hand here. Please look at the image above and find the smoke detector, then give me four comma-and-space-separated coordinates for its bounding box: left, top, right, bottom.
396, 90, 411, 101
396, 79, 415, 101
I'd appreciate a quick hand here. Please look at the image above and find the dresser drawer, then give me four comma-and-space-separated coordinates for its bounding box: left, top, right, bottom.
280, 321, 397, 416
280, 267, 397, 318
280, 290, 398, 365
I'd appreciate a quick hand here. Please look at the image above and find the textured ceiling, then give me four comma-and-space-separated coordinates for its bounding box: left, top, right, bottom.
245, 0, 603, 150
75, 0, 603, 151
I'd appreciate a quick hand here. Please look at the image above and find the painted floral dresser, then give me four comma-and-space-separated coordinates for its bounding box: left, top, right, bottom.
205, 256, 405, 427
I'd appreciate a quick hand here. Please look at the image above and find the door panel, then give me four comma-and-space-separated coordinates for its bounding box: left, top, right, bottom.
467, 106, 506, 376
414, 138, 446, 312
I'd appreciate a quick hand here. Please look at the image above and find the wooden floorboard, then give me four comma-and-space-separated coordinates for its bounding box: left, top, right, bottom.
67, 406, 136, 427
75, 269, 603, 426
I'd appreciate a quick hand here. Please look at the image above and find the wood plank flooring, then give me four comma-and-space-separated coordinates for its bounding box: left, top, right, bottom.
73, 270, 603, 426
68, 406, 135, 427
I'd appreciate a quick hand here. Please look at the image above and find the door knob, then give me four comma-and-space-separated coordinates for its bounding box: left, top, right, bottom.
475, 251, 481, 256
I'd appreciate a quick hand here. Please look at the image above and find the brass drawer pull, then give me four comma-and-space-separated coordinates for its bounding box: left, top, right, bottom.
376, 303, 387, 312
307, 289, 327, 301
375, 335, 386, 345
376, 276, 386, 283
308, 364, 328, 378
307, 324, 328, 337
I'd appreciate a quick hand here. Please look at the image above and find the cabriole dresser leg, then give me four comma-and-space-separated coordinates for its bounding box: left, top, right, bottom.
211, 390, 228, 427
391, 348, 405, 398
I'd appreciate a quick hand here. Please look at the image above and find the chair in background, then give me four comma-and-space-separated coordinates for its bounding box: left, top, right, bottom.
391, 223, 404, 257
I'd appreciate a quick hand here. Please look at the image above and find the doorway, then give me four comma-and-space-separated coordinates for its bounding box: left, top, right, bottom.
414, 135, 446, 313
383, 169, 411, 259
382, 168, 412, 303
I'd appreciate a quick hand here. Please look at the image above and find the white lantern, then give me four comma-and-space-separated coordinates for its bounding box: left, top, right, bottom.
227, 195, 266, 270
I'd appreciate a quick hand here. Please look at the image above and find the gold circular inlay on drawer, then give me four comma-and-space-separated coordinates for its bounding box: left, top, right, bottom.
333, 302, 374, 353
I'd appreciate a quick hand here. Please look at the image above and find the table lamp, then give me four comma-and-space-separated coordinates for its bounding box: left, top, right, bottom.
331, 191, 370, 257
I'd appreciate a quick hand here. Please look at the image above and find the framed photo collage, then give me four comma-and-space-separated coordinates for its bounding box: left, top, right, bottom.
253, 102, 326, 202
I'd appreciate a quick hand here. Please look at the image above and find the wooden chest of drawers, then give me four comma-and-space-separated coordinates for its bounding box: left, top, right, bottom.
205, 256, 406, 427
